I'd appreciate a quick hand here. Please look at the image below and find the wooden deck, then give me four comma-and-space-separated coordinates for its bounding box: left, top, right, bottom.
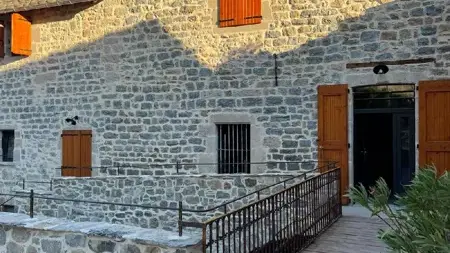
303, 206, 389, 253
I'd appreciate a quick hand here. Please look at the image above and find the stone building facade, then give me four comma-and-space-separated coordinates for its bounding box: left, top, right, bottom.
0, 0, 449, 201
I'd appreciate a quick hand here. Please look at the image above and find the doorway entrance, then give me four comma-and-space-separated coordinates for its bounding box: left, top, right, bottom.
353, 84, 416, 196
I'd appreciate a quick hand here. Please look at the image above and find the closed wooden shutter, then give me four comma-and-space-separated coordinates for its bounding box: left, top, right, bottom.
80, 130, 92, 177
11, 13, 32, 56
419, 80, 450, 176
61, 130, 92, 177
243, 0, 262, 26
318, 84, 349, 205
0, 21, 4, 58
219, 0, 262, 28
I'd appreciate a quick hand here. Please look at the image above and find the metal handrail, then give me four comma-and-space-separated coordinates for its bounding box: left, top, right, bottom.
186, 166, 327, 214
200, 167, 342, 253
0, 160, 337, 236
54, 160, 334, 174
0, 196, 15, 207
0, 192, 179, 211
17, 179, 53, 191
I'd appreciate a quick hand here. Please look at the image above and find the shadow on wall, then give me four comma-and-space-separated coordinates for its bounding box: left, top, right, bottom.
30, 1, 100, 24
0, 0, 447, 171
0, 0, 448, 231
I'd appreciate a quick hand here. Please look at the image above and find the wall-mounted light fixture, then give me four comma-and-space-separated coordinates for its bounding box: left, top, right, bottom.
373, 64, 389, 74
65, 116, 79, 125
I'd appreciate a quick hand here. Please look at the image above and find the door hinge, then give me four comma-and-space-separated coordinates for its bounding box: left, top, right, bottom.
416, 144, 419, 149
348, 89, 350, 93
348, 143, 351, 148
416, 86, 419, 91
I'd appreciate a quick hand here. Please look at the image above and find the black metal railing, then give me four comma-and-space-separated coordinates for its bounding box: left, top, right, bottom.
0, 160, 340, 249
55, 160, 326, 176
17, 179, 53, 191
199, 168, 341, 253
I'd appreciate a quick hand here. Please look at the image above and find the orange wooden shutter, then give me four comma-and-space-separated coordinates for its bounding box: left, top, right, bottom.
80, 130, 92, 177
0, 21, 4, 58
61, 130, 92, 177
62, 130, 80, 177
243, 0, 262, 25
219, 0, 262, 27
11, 13, 32, 56
219, 0, 236, 27
419, 80, 450, 176
318, 84, 349, 205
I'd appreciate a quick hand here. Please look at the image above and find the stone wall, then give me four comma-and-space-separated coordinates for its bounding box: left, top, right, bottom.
0, 0, 449, 193
0, 212, 202, 253
11, 173, 309, 231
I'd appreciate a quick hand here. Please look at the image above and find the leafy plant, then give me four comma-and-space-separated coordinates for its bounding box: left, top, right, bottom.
349, 165, 450, 253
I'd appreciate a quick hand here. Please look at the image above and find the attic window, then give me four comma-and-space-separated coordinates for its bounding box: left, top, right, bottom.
0, 13, 32, 58
219, 0, 262, 28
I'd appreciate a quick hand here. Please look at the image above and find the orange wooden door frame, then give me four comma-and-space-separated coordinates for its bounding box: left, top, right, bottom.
317, 84, 349, 205
419, 80, 450, 175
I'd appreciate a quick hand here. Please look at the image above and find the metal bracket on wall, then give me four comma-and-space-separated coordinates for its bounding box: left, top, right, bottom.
346, 58, 436, 69
274, 53, 278, 87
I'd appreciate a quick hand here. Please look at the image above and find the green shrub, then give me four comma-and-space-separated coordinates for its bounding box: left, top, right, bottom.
349, 165, 450, 253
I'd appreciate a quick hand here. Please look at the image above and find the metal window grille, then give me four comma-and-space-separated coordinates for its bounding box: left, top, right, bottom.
217, 124, 251, 174
1, 130, 14, 162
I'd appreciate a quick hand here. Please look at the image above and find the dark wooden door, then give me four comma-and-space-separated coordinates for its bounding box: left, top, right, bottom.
61, 130, 92, 177
419, 80, 450, 175
318, 84, 349, 204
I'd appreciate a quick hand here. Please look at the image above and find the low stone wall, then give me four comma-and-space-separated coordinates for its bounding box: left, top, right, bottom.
10, 173, 313, 231
0, 212, 201, 253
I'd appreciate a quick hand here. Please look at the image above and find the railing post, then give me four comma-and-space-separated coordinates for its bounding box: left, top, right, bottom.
22, 179, 25, 190
50, 178, 53, 191
29, 190, 34, 218
178, 201, 183, 236
257, 191, 260, 200
271, 196, 276, 248
202, 224, 207, 253
338, 168, 342, 216
223, 204, 227, 214
176, 160, 180, 174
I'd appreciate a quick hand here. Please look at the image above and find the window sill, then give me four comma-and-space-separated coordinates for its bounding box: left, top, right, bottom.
0, 161, 17, 167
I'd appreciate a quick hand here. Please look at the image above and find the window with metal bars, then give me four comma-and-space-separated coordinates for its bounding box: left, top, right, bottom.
1, 130, 14, 162
217, 124, 251, 174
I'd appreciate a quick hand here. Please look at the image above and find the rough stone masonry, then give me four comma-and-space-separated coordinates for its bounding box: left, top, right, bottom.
0, 212, 202, 253
12, 173, 307, 231
0, 0, 448, 220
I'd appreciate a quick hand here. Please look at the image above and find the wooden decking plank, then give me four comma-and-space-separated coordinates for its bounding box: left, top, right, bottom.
301, 213, 389, 253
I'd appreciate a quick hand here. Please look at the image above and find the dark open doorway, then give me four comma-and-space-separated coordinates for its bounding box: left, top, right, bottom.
353, 84, 416, 197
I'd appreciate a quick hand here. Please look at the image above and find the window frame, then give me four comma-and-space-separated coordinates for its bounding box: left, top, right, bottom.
1, 130, 15, 162
216, 123, 251, 174
218, 0, 262, 28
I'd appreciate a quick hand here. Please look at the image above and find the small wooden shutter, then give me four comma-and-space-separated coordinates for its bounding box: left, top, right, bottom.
80, 130, 92, 177
0, 21, 4, 58
61, 130, 92, 177
318, 84, 349, 205
219, 0, 262, 28
419, 80, 450, 176
243, 0, 262, 26
11, 13, 32, 56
